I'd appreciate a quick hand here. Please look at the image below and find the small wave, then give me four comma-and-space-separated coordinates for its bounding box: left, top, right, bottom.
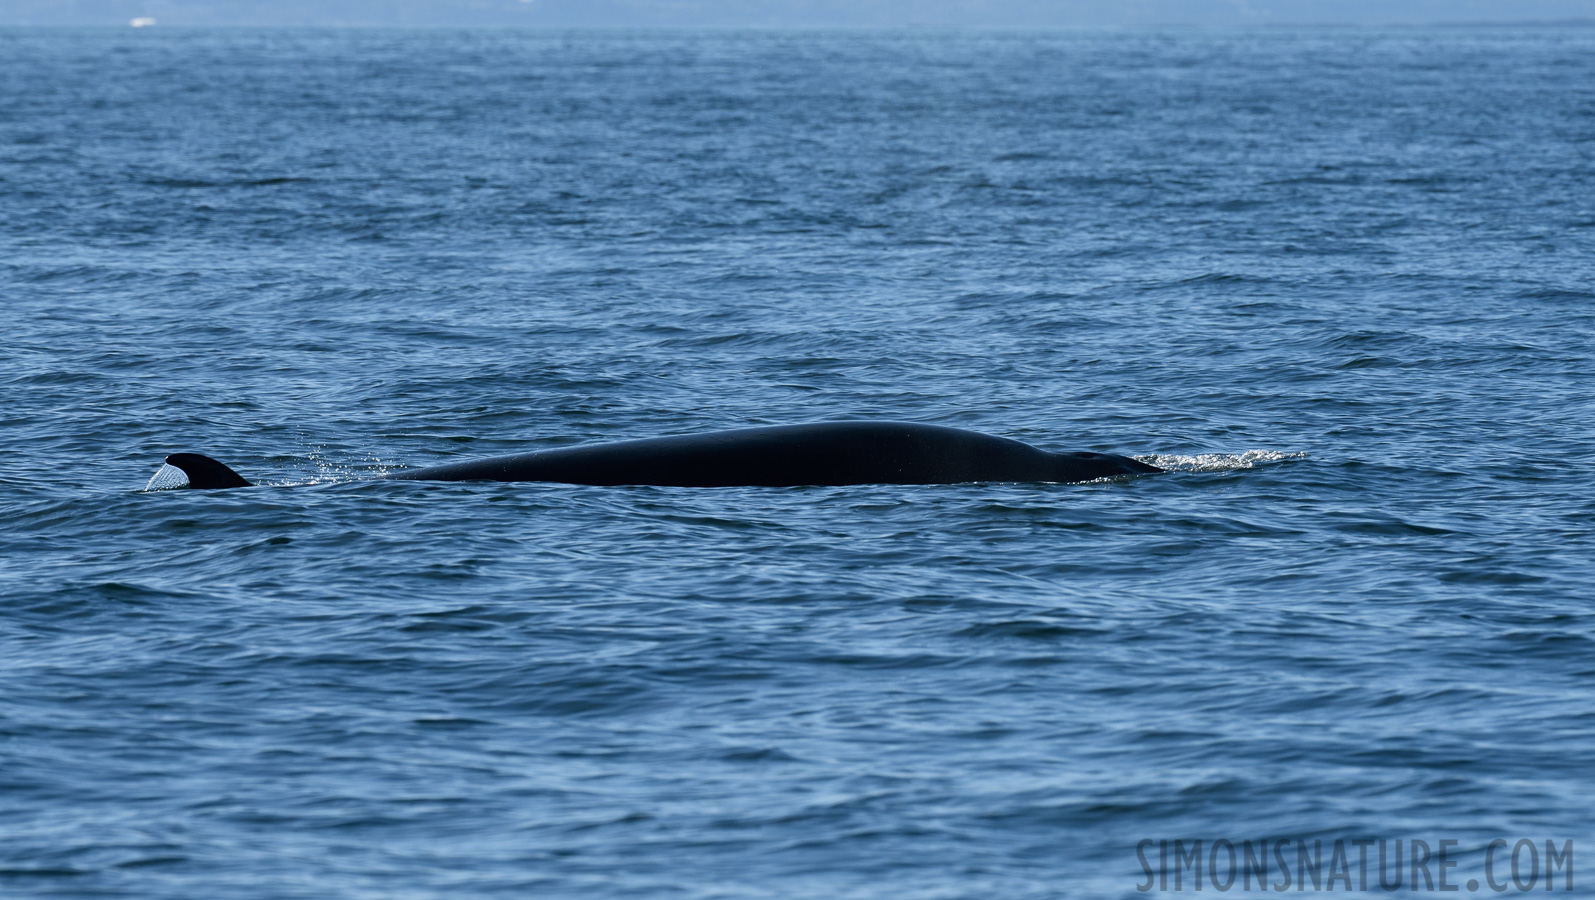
1144, 450, 1308, 473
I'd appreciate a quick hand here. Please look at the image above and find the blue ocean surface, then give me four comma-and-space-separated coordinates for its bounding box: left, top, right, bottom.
3, 26, 1593, 898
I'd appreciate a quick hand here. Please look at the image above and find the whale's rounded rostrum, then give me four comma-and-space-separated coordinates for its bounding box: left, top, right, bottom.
163, 422, 1162, 490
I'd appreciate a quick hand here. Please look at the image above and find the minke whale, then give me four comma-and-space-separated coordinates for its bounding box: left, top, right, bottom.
160, 421, 1162, 490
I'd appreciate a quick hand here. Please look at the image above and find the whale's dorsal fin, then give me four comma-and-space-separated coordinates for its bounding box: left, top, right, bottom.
165, 453, 253, 489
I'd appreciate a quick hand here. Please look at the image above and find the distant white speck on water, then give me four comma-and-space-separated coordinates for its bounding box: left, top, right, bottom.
129, 17, 156, 26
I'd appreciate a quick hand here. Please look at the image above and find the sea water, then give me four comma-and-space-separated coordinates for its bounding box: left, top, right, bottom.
2, 27, 1593, 898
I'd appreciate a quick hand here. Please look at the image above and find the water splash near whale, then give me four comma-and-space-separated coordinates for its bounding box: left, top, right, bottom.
1144, 450, 1308, 473
143, 463, 189, 491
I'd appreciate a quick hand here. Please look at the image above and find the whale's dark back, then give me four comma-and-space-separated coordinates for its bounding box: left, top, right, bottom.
388, 421, 1159, 487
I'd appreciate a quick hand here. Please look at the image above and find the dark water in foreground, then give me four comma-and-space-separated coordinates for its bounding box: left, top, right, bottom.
3, 27, 1594, 898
